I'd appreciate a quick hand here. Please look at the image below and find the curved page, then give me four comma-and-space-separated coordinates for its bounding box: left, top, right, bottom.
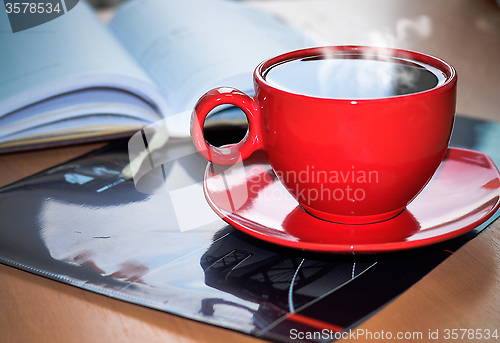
0, 1, 169, 119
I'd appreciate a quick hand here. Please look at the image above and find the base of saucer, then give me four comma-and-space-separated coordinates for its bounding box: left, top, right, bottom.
300, 204, 406, 225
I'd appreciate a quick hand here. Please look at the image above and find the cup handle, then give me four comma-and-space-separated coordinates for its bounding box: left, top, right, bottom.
191, 87, 263, 165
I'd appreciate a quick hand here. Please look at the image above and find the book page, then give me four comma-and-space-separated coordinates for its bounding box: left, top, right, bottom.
108, 0, 315, 114
0, 1, 169, 120
0, 88, 161, 140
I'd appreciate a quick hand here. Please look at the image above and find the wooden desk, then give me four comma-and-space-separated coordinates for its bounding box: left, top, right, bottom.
1, 0, 500, 342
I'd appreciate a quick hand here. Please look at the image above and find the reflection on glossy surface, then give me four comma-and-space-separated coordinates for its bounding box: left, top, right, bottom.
205, 148, 500, 253
0, 115, 499, 342
264, 55, 446, 99
200, 227, 377, 329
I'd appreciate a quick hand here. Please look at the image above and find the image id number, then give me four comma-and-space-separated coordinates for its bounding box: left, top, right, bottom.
5, 2, 62, 14
444, 329, 498, 340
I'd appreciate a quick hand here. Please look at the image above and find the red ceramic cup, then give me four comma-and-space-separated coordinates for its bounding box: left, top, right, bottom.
191, 46, 457, 224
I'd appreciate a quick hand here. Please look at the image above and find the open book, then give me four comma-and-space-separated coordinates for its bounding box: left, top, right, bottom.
0, 0, 313, 153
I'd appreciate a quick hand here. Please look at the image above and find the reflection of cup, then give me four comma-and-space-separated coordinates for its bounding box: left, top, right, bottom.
192, 46, 457, 224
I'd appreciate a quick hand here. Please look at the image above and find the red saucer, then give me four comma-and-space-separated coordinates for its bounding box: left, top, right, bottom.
204, 148, 500, 253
